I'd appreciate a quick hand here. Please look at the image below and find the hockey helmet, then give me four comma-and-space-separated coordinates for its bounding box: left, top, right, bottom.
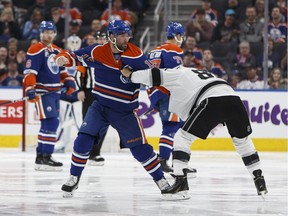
39, 21, 57, 33
166, 22, 185, 38
107, 20, 132, 37
67, 34, 82, 51
96, 31, 107, 39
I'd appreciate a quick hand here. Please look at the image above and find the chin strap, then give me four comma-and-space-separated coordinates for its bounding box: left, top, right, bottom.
174, 36, 183, 46
108, 37, 124, 52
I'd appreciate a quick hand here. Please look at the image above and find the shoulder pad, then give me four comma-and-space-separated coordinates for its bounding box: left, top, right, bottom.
27, 43, 46, 55
122, 43, 143, 58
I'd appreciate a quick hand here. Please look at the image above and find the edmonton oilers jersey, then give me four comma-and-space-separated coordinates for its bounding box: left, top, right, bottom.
24, 42, 66, 93
147, 43, 183, 107
56, 42, 151, 112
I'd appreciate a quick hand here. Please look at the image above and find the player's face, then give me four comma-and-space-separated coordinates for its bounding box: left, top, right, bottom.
41, 30, 56, 45
96, 36, 107, 45
115, 33, 130, 51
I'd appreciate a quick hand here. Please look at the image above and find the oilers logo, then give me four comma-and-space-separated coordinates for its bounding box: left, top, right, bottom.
120, 74, 131, 84
48, 54, 59, 74
269, 28, 282, 41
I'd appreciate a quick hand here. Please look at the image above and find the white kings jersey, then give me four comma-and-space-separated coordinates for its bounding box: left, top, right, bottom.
131, 66, 237, 121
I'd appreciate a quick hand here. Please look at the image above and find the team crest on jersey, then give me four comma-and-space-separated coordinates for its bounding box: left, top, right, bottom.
26, 59, 32, 68
120, 74, 131, 84
47, 54, 59, 74
46, 106, 52, 112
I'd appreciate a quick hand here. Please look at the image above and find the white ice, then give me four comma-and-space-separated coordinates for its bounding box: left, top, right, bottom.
0, 149, 287, 216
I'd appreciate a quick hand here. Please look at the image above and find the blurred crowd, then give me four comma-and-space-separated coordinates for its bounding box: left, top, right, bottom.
182, 0, 287, 90
0, 0, 287, 90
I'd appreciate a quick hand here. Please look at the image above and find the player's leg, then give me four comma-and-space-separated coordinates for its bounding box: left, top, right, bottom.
226, 96, 267, 196
157, 97, 181, 172
88, 123, 109, 166
111, 109, 171, 196
35, 94, 62, 171
163, 98, 223, 199
61, 101, 107, 197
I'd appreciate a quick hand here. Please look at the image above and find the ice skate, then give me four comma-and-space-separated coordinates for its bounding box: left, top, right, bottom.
35, 154, 63, 171
161, 170, 191, 200
184, 167, 197, 179
62, 175, 80, 198
34, 154, 43, 171
155, 177, 172, 199
159, 157, 173, 173
253, 169, 268, 199
88, 155, 105, 166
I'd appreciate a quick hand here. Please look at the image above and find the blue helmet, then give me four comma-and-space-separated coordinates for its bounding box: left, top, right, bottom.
107, 20, 131, 36
166, 22, 185, 38
39, 21, 57, 33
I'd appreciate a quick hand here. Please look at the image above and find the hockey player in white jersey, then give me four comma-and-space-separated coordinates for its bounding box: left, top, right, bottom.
120, 65, 268, 200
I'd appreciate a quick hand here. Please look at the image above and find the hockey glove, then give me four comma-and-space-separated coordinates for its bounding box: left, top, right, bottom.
120, 65, 133, 84
63, 77, 76, 95
25, 87, 37, 103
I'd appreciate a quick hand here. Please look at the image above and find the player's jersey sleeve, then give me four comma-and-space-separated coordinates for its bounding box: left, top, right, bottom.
130, 68, 179, 87
55, 45, 96, 68
24, 43, 46, 75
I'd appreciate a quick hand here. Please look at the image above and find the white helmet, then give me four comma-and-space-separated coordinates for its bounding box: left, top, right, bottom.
67, 34, 82, 51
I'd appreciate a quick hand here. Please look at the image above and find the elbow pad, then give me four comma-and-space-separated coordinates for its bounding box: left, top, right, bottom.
151, 68, 161, 86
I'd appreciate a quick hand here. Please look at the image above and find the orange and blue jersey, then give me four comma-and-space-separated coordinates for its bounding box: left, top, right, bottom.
55, 42, 151, 112
23, 42, 67, 93
147, 43, 183, 112
268, 21, 287, 42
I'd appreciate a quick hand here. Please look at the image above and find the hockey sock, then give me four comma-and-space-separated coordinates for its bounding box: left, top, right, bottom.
130, 144, 164, 181
71, 133, 94, 176
172, 129, 196, 175
159, 121, 182, 160
39, 117, 59, 154
232, 136, 262, 177
159, 134, 173, 160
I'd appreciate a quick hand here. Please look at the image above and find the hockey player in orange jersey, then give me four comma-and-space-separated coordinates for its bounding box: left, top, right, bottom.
23, 21, 76, 171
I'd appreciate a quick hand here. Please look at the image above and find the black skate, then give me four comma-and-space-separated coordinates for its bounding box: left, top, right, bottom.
35, 154, 63, 171
35, 154, 43, 171
88, 155, 105, 166
253, 169, 268, 197
62, 175, 81, 198
159, 157, 173, 173
161, 170, 191, 200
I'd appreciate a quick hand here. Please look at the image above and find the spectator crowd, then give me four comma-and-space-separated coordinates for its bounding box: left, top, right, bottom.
0, 0, 287, 90
182, 0, 287, 90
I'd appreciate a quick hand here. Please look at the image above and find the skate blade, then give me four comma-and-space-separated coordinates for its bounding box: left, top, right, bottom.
162, 190, 191, 200
35, 165, 63, 172
88, 160, 104, 166
63, 191, 74, 198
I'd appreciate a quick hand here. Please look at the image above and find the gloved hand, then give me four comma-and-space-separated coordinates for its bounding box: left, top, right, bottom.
63, 77, 76, 95
26, 88, 37, 103
120, 65, 133, 84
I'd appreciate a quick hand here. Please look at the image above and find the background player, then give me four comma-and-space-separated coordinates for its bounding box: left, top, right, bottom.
54, 20, 170, 198
121, 65, 268, 200
147, 22, 185, 172
23, 21, 76, 171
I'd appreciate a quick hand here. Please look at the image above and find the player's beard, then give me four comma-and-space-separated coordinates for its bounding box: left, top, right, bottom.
116, 42, 128, 51
41, 34, 54, 46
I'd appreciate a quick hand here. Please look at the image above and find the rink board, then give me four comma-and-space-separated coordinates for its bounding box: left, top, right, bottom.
0, 88, 287, 151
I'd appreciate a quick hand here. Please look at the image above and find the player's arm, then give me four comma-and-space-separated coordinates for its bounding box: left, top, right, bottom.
54, 46, 94, 67
121, 67, 163, 86
60, 70, 76, 95
23, 44, 45, 102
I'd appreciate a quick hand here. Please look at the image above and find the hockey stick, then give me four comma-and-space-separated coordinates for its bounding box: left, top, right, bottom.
139, 107, 155, 118
0, 87, 67, 106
